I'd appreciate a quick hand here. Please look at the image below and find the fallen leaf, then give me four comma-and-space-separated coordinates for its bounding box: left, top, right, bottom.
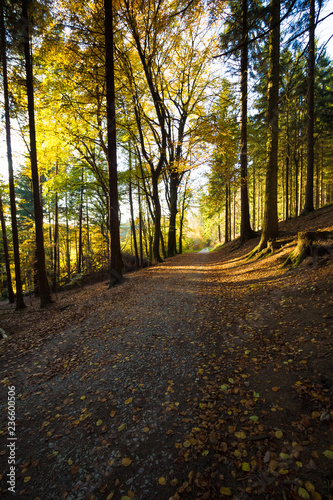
298, 487, 310, 499
220, 486, 232, 496
158, 476, 166, 485
122, 457, 132, 466
275, 430, 283, 439
241, 462, 250, 472
323, 450, 333, 459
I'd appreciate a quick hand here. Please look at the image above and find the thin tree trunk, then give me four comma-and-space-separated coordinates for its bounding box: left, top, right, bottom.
138, 185, 143, 267
303, 0, 315, 212
52, 162, 59, 292
285, 109, 290, 220
129, 150, 139, 268
0, 0, 25, 308
104, 0, 123, 280
0, 194, 14, 303
65, 192, 71, 279
22, 0, 51, 307
240, 0, 254, 242
77, 173, 83, 273
225, 181, 229, 244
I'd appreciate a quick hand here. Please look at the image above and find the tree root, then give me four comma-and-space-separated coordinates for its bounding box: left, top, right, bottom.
282, 230, 333, 268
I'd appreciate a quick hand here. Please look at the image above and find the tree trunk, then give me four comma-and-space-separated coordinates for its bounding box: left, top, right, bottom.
138, 184, 144, 267
105, 0, 123, 281
65, 192, 71, 279
0, 194, 14, 303
167, 171, 179, 257
22, 0, 51, 307
152, 176, 162, 262
258, 0, 280, 249
303, 0, 315, 213
0, 0, 25, 309
52, 162, 59, 292
225, 181, 229, 244
285, 109, 290, 220
129, 150, 139, 269
240, 0, 254, 242
77, 171, 83, 274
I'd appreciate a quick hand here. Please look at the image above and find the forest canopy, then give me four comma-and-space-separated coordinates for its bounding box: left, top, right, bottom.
0, 0, 332, 307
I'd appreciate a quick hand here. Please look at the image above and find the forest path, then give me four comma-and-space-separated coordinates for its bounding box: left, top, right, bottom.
1, 235, 333, 499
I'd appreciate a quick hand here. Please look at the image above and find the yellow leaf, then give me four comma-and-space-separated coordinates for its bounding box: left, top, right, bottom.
23, 477, 31, 483
158, 477, 166, 485
220, 486, 232, 496
298, 487, 310, 499
275, 430, 283, 439
106, 493, 114, 500
143, 427, 149, 433
125, 397, 133, 404
272, 386, 279, 392
170, 478, 178, 486
68, 459, 73, 465
305, 481, 315, 492
235, 431, 246, 439
96, 419, 103, 426
110, 410, 116, 417
183, 440, 191, 448
122, 457, 132, 467
242, 462, 250, 472
323, 450, 333, 459
108, 459, 114, 466
80, 395, 86, 400
118, 424, 126, 431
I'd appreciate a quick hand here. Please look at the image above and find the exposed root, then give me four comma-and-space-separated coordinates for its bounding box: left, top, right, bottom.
283, 230, 333, 268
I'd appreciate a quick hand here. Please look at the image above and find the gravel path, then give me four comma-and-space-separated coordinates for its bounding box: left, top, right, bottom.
1, 252, 227, 499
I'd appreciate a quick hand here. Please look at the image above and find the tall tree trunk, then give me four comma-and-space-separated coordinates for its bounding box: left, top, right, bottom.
225, 181, 229, 244
129, 150, 139, 269
22, 0, 51, 307
285, 108, 290, 220
303, 0, 315, 213
0, 194, 14, 303
77, 173, 83, 274
240, 0, 254, 242
0, 0, 25, 309
167, 171, 179, 257
258, 0, 280, 249
65, 191, 71, 279
52, 163, 59, 292
104, 0, 123, 280
138, 184, 143, 267
152, 176, 162, 262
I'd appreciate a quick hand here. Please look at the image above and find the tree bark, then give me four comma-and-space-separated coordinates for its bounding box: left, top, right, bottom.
52, 161, 59, 292
240, 0, 255, 242
0, 0, 25, 309
0, 194, 14, 303
258, 0, 280, 249
105, 0, 123, 280
303, 0, 315, 213
129, 149, 139, 269
22, 0, 51, 307
167, 171, 180, 257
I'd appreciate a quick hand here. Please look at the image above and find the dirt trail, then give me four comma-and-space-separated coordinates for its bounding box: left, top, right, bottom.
0, 226, 333, 499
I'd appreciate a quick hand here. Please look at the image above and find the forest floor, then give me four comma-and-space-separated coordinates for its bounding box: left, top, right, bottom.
0, 206, 333, 500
